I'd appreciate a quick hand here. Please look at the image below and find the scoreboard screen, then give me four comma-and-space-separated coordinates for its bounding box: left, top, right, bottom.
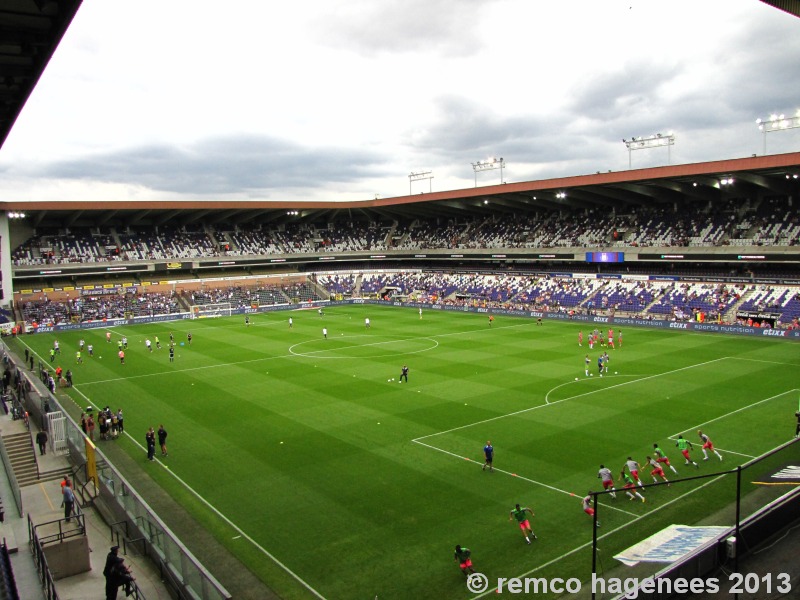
586, 252, 624, 263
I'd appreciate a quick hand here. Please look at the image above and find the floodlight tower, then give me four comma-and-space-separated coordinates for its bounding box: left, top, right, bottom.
622, 133, 675, 169
756, 110, 800, 155
471, 157, 505, 187
409, 170, 433, 194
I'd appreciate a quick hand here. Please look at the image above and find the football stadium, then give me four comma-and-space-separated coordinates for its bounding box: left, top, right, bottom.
0, 3, 799, 600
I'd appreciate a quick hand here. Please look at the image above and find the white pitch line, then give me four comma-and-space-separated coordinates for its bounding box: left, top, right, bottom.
288, 336, 439, 359
667, 389, 799, 441
68, 384, 328, 600
727, 357, 800, 367
412, 439, 639, 518
80, 353, 293, 385
469, 473, 729, 600
413, 357, 729, 442
544, 374, 645, 404
64, 321, 524, 385
707, 447, 756, 459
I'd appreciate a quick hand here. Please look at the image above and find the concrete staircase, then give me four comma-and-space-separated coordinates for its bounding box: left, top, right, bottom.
3, 431, 39, 487
2, 431, 72, 488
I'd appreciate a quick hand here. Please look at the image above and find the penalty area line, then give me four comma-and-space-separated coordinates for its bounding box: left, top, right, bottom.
413, 357, 729, 442
412, 439, 638, 518
668, 388, 800, 443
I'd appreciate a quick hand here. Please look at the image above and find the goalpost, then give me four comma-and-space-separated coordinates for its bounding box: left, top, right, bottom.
189, 303, 233, 319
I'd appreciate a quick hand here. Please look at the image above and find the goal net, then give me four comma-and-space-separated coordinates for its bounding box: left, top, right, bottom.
190, 303, 233, 319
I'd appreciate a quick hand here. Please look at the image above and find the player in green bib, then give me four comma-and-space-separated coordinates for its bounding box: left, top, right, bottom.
454, 545, 474, 575
509, 504, 536, 544
619, 471, 646, 502
675, 435, 698, 468
653, 443, 679, 474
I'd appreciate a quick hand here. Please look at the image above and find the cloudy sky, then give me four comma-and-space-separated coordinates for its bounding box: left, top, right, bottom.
1, 0, 799, 203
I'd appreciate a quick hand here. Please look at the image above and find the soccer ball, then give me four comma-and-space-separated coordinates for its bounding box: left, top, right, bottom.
575, 377, 579, 381
590, 373, 594, 377
99, 356, 102, 359
615, 371, 618, 374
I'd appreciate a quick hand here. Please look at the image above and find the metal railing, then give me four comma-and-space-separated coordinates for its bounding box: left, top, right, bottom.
0, 430, 24, 518
30, 511, 86, 547
27, 514, 60, 600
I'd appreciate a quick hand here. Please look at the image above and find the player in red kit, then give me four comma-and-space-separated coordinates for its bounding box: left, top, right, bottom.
645, 456, 670, 485
582, 492, 600, 527
698, 430, 723, 461
623, 457, 644, 487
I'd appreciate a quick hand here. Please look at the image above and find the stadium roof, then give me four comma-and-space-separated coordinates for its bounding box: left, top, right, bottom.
760, 0, 800, 18
1, 151, 799, 229
0, 0, 83, 151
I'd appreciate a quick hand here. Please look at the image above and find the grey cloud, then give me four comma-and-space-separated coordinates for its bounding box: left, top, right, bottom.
406, 95, 607, 167
568, 63, 680, 124
22, 135, 393, 196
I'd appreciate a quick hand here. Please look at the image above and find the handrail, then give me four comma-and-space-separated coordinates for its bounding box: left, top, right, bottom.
33, 512, 86, 546
126, 536, 148, 557
0, 429, 24, 518
28, 428, 40, 481
27, 514, 60, 600
110, 519, 131, 542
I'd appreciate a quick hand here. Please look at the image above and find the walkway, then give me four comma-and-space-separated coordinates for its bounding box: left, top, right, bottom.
1, 414, 172, 600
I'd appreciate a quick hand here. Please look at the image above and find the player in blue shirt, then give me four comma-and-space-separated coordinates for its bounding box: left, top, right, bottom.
482, 441, 494, 472
597, 355, 604, 377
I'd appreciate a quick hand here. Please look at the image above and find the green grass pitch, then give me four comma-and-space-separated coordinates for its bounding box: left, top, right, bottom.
14, 305, 800, 599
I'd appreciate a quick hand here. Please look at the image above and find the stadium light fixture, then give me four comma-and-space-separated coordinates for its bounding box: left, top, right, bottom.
555, 191, 567, 199
7, 212, 26, 218
756, 110, 800, 155
409, 170, 433, 194
720, 177, 735, 186
471, 157, 505, 187
622, 133, 675, 169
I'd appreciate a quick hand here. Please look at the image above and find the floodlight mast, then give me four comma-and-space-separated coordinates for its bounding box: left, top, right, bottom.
408, 170, 433, 194
756, 110, 800, 155
471, 157, 505, 187
622, 133, 675, 169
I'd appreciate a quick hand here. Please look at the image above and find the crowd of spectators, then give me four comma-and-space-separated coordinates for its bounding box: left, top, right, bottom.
13, 272, 800, 329
184, 284, 299, 308
10, 196, 798, 266
320, 272, 800, 326
21, 292, 181, 325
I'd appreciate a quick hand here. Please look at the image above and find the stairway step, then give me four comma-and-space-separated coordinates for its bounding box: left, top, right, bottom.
39, 470, 72, 483
6, 447, 34, 456
5, 443, 33, 450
